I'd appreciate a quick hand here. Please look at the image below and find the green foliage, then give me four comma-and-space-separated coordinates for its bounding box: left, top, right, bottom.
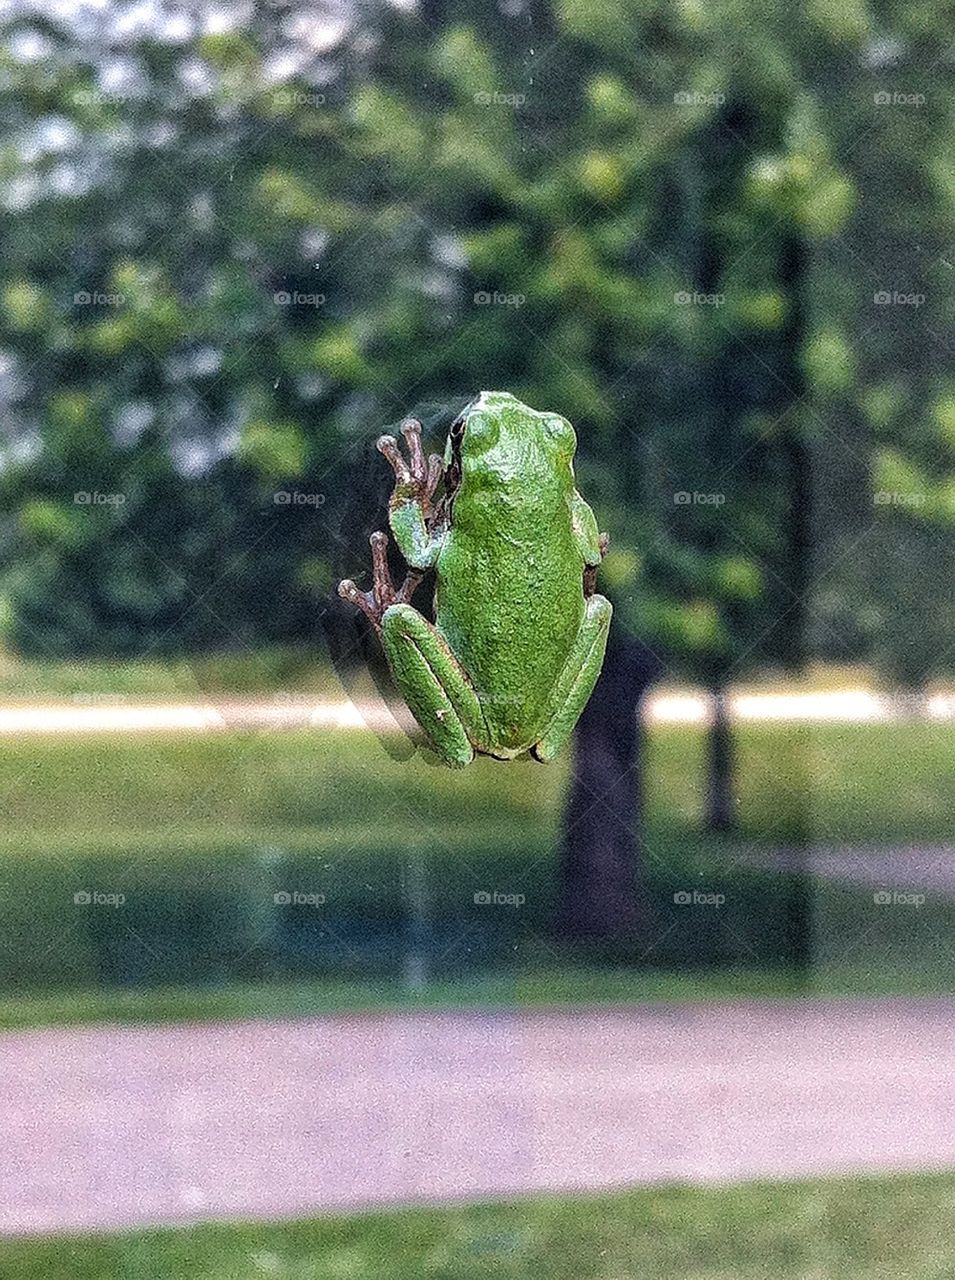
0, 0, 949, 688
237, 421, 307, 482
802, 327, 855, 395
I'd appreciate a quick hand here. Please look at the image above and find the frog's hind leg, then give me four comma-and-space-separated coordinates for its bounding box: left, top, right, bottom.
531, 594, 612, 763
381, 603, 488, 768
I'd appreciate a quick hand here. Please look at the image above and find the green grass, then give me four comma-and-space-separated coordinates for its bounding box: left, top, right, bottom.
5, 1172, 955, 1279
0, 645, 340, 699
0, 967, 816, 1031
650, 719, 955, 847
2, 720, 954, 849
6, 960, 955, 1033
0, 720, 953, 1029
0, 727, 565, 848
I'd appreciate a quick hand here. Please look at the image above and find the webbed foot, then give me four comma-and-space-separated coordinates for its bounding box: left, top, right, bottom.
338, 531, 423, 631
377, 418, 443, 514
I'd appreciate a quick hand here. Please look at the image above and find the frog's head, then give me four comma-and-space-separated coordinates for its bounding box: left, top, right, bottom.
444, 391, 577, 497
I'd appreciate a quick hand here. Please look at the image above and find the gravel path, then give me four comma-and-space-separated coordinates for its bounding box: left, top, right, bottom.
755, 845, 955, 895
3, 996, 955, 1236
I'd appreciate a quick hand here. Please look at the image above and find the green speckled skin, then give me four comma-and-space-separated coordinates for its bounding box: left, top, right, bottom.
346, 391, 611, 767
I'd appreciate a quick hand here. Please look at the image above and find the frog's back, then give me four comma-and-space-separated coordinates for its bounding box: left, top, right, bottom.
434, 483, 585, 754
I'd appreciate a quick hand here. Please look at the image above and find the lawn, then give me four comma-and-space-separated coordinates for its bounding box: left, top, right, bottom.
0, 966, 810, 1031
0, 719, 952, 1028
3, 1172, 955, 1279
0, 646, 340, 699
652, 718, 955, 847
3, 719, 954, 849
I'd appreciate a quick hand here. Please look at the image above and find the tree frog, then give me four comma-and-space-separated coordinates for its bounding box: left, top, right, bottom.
338, 391, 611, 768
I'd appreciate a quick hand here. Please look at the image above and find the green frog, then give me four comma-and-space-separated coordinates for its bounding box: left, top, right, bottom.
339, 391, 611, 767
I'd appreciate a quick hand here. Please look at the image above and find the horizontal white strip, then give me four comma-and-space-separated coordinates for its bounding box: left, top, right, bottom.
0, 687, 949, 734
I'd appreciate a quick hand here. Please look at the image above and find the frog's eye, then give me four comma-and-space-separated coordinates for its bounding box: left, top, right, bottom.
462, 409, 500, 453
544, 414, 576, 459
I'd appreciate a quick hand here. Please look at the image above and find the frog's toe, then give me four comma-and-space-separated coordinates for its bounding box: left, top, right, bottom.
338, 569, 385, 629
400, 418, 428, 480
377, 434, 412, 484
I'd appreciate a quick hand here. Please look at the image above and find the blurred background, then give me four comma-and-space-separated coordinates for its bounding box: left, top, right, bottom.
0, 0, 954, 1275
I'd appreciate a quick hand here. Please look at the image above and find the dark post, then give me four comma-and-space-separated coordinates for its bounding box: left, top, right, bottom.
705, 682, 736, 832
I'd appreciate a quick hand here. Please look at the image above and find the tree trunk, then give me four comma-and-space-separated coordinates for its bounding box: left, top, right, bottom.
705, 682, 735, 832
558, 628, 661, 939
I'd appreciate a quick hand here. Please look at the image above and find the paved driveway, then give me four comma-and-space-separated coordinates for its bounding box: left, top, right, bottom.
2, 996, 954, 1235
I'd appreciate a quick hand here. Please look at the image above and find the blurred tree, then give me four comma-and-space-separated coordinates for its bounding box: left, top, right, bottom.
0, 0, 949, 938
0, 1, 353, 654
320, 2, 856, 919
801, 15, 955, 698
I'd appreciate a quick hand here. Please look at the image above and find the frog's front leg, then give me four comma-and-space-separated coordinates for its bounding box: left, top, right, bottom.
381, 603, 488, 768
531, 594, 613, 763
337, 419, 442, 629
377, 418, 445, 568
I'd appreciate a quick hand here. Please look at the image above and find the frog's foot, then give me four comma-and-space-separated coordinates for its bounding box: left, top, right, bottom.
377, 419, 443, 516
338, 531, 423, 631
531, 593, 612, 762
381, 602, 487, 768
